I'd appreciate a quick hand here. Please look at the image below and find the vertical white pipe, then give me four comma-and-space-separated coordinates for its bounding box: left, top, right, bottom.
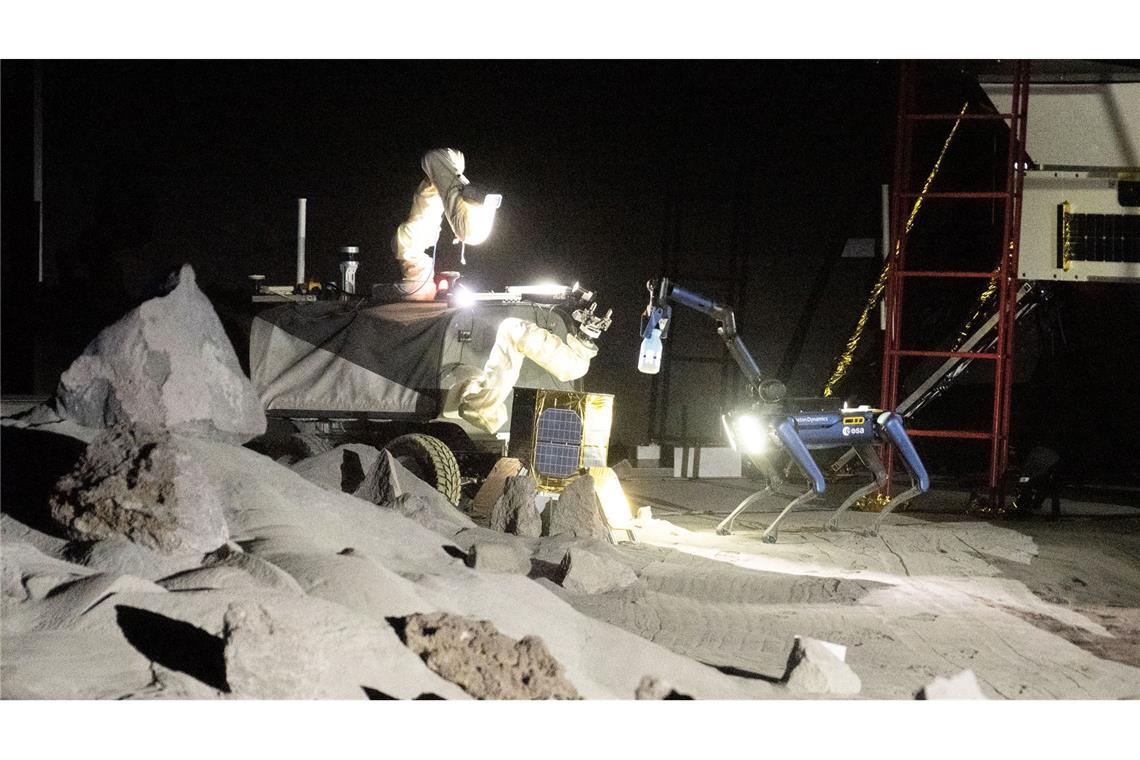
880, 183, 890, 331
296, 198, 307, 285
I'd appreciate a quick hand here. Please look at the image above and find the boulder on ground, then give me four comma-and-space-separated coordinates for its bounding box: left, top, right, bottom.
291, 444, 476, 537
916, 669, 988, 699
52, 264, 265, 444
467, 541, 533, 574
400, 612, 578, 699
489, 473, 542, 537
290, 443, 383, 498
782, 636, 862, 696
50, 424, 230, 555
371, 451, 477, 535
558, 545, 639, 595
223, 602, 328, 699
471, 457, 523, 520
546, 475, 608, 540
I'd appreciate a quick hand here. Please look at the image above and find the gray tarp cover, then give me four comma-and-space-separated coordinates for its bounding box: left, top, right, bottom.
250, 299, 574, 419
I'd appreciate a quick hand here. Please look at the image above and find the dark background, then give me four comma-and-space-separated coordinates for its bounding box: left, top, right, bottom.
3, 60, 1138, 493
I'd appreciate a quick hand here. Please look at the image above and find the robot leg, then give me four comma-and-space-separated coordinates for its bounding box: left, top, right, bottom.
867, 412, 930, 536
825, 443, 888, 531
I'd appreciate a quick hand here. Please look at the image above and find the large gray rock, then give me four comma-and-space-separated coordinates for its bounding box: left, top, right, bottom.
546, 475, 608, 540
290, 443, 383, 499
53, 264, 265, 444
489, 473, 542, 537
401, 612, 578, 699
557, 545, 639, 595
916, 669, 988, 699
50, 424, 230, 555
471, 457, 522, 521
373, 451, 477, 535
223, 602, 328, 699
782, 636, 862, 696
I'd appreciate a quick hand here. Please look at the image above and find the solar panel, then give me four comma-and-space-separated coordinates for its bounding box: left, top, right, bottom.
534, 407, 583, 478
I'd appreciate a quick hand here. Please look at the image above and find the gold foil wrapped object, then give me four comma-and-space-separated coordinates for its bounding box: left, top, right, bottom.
822, 102, 970, 398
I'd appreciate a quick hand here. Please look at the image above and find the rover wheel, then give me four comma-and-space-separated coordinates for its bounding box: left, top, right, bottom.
384, 433, 462, 505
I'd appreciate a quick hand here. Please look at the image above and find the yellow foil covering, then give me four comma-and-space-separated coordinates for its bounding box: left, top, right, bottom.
949, 265, 1000, 353
851, 491, 892, 513
528, 390, 614, 492
822, 102, 969, 398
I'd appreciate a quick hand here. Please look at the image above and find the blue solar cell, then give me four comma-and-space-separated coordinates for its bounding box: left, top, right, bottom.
535, 408, 582, 478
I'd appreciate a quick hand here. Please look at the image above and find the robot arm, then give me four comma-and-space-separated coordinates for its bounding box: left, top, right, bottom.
639, 277, 782, 402
635, 276, 928, 543
390, 149, 503, 300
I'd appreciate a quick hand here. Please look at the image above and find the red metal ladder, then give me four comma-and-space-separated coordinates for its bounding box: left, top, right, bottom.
880, 61, 1031, 505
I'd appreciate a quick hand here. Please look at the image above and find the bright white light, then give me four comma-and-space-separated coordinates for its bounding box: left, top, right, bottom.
721, 414, 738, 451
505, 282, 570, 297
453, 286, 477, 309
589, 466, 634, 529
460, 202, 497, 246
732, 414, 768, 455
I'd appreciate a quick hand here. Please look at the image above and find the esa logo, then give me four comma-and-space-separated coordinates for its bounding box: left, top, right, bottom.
842, 425, 866, 437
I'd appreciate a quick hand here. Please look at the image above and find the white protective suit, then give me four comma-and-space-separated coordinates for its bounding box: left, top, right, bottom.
391, 148, 497, 300
458, 318, 598, 433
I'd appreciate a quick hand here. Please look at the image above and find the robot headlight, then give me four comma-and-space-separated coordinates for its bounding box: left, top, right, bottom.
723, 411, 768, 455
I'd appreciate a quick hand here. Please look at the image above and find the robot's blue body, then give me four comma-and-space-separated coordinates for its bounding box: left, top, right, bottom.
640, 278, 930, 543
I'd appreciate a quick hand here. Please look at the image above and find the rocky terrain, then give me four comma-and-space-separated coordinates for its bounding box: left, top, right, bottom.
3, 264, 1137, 700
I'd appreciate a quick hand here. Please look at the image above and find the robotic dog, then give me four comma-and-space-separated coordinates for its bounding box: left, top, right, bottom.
638, 278, 929, 543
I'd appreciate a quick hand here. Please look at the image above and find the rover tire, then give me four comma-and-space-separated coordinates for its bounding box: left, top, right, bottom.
384, 433, 463, 505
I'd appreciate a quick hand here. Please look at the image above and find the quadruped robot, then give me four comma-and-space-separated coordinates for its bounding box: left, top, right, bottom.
639, 278, 930, 543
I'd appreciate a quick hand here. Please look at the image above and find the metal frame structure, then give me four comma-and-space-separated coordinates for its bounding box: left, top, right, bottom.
880, 61, 1031, 504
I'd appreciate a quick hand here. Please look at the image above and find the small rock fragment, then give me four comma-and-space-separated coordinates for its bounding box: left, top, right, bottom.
782, 636, 862, 696
635, 675, 693, 700
916, 669, 988, 699
1, 562, 29, 601
400, 612, 578, 700
558, 546, 639, 595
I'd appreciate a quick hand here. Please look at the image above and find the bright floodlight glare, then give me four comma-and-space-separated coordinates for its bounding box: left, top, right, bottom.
459, 196, 499, 246
721, 414, 738, 451
505, 283, 570, 297
588, 466, 634, 529
732, 414, 768, 455
454, 286, 477, 309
